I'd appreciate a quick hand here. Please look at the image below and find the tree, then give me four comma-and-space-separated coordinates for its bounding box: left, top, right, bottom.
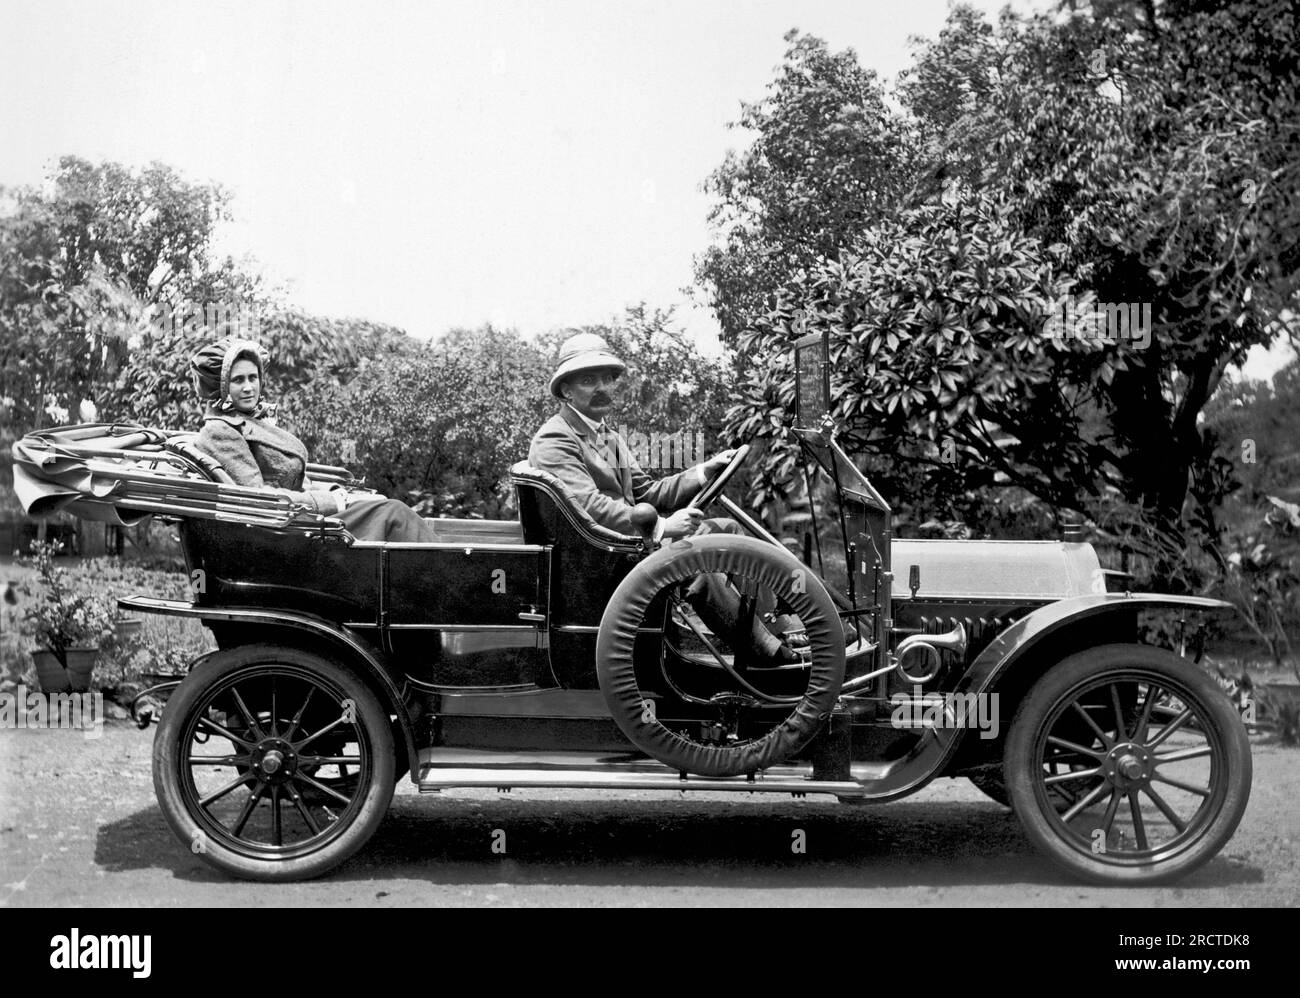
537, 305, 733, 454
29, 156, 230, 303
695, 32, 916, 342
900, 1, 1300, 532
293, 326, 552, 517
1202, 358, 1300, 668
0, 155, 420, 439
294, 309, 734, 518
88, 297, 417, 432
701, 3, 1300, 579
0, 156, 249, 433
727, 194, 1086, 520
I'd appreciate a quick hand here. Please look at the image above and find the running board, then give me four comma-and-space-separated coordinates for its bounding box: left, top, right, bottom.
416, 748, 878, 797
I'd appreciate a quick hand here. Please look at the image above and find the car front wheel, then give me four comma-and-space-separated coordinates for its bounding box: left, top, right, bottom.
153, 644, 395, 882
1004, 644, 1251, 885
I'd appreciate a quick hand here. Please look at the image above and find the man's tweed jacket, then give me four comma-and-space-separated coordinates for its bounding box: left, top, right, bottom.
528, 405, 706, 534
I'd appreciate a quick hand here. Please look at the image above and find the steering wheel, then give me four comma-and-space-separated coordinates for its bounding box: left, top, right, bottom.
688, 443, 751, 512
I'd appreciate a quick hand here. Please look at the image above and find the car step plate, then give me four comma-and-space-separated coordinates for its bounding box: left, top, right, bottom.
416, 748, 865, 796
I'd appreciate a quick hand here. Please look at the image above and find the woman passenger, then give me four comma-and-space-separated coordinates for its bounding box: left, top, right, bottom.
190, 337, 439, 543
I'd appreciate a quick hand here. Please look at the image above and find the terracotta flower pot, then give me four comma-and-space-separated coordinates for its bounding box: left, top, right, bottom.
32, 648, 98, 694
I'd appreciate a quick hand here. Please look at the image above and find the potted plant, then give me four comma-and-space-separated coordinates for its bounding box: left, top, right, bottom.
20, 540, 116, 693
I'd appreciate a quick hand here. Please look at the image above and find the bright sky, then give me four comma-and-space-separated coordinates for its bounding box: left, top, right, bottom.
1, 0, 1034, 351
1, 0, 1291, 379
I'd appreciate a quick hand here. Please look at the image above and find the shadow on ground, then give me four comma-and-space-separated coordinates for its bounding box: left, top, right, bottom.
93, 794, 1264, 890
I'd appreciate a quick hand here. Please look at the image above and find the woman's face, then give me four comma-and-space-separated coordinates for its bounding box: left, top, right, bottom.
228, 358, 261, 414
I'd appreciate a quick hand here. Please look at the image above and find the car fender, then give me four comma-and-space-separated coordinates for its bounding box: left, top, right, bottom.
847, 593, 1231, 802
961, 592, 1232, 695
118, 595, 419, 777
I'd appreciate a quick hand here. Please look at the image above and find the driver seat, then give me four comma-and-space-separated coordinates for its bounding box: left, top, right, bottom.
509, 461, 647, 688
509, 462, 643, 550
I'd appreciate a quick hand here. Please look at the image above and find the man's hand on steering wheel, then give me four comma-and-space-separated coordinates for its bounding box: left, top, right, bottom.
701, 448, 740, 478
660, 507, 704, 540
691, 443, 751, 511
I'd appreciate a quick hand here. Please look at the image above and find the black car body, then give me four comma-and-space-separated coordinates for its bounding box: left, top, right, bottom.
11, 333, 1252, 882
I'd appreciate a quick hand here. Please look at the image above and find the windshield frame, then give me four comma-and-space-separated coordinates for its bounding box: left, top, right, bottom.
793, 329, 830, 431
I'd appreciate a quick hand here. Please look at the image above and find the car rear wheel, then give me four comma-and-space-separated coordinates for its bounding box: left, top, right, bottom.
1004, 644, 1251, 885
153, 644, 395, 882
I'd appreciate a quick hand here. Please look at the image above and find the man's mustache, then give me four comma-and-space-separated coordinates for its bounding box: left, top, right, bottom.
590, 394, 612, 406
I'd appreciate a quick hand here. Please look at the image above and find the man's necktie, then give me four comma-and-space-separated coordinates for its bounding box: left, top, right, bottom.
596, 425, 618, 467
595, 425, 631, 500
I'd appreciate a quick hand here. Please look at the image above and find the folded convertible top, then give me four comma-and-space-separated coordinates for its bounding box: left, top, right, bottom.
11, 422, 354, 534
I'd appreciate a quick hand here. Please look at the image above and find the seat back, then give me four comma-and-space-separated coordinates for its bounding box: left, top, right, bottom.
509, 462, 640, 549
509, 461, 643, 689
164, 432, 237, 484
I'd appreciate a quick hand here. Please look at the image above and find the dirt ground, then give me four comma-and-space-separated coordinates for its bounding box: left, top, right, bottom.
0, 721, 1295, 907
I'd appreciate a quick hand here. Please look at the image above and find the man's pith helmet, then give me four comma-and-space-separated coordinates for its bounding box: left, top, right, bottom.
549, 332, 626, 398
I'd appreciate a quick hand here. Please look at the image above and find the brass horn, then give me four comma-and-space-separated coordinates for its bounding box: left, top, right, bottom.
895, 622, 968, 683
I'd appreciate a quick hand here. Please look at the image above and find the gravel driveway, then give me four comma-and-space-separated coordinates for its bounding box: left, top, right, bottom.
1, 721, 1295, 907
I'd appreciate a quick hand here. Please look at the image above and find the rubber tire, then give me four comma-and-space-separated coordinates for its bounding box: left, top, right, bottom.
1004, 644, 1252, 885
154, 644, 396, 882
597, 533, 845, 777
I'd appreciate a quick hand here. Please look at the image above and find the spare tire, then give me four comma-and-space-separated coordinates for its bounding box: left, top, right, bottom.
596, 533, 845, 777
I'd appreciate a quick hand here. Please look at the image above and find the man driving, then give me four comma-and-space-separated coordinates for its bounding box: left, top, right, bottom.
529, 332, 801, 665
528, 332, 739, 542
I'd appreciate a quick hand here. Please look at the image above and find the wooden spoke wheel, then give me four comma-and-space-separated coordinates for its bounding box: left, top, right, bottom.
1005, 644, 1251, 885
153, 644, 395, 881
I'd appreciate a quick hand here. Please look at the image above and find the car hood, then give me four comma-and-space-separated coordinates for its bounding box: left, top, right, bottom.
890, 539, 1103, 601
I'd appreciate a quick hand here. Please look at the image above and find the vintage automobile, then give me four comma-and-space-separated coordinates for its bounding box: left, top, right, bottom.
11, 331, 1252, 884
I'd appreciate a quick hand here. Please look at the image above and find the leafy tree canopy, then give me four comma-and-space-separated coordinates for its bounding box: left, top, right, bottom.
698, 1, 1300, 567
0, 155, 264, 432
0, 156, 418, 438
295, 308, 731, 517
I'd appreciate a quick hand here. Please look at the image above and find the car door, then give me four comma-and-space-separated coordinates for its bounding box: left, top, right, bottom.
383, 542, 557, 689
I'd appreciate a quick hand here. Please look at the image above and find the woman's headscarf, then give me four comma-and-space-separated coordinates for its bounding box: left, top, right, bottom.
189, 338, 276, 418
